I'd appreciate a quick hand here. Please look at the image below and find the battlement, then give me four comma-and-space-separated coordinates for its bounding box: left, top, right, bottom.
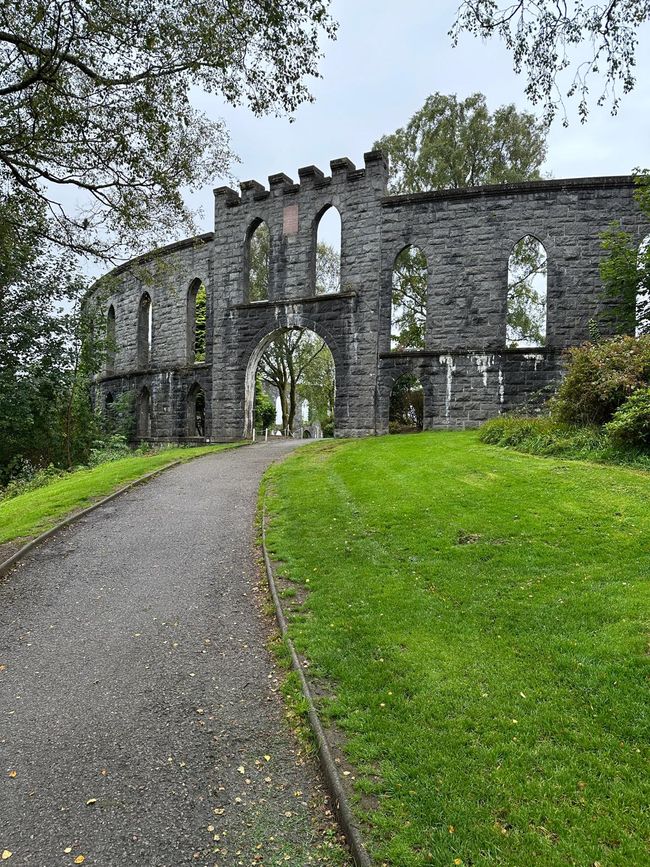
213, 150, 388, 209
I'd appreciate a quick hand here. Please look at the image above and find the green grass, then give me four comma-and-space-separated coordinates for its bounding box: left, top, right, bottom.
0, 444, 243, 546
264, 432, 650, 866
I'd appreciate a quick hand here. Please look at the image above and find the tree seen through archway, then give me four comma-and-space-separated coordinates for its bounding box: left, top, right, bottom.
254, 328, 335, 435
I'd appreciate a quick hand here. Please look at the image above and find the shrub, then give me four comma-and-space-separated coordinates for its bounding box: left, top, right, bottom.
605, 388, 650, 446
552, 335, 650, 425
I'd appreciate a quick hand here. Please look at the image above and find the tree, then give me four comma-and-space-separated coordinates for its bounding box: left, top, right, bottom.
599, 172, 650, 335
389, 374, 424, 433
254, 377, 276, 432
376, 93, 548, 348
258, 329, 331, 432
391, 247, 428, 350
0, 195, 101, 484
507, 235, 547, 346
375, 92, 546, 194
249, 223, 270, 302
0, 0, 336, 258
298, 341, 336, 430
194, 283, 207, 363
315, 241, 341, 294
451, 1, 650, 125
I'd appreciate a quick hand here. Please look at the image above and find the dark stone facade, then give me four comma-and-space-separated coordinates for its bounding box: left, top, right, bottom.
88, 152, 649, 440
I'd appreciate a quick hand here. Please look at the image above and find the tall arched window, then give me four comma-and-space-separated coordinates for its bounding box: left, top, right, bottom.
246, 221, 270, 302
506, 236, 547, 347
187, 383, 206, 437
187, 279, 207, 364
637, 234, 650, 335
105, 305, 116, 374
137, 292, 153, 367
314, 206, 341, 295
391, 246, 428, 350
137, 387, 151, 438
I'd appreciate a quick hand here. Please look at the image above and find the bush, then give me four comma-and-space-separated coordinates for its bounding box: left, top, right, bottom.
87, 434, 133, 466
552, 335, 650, 426
605, 387, 650, 446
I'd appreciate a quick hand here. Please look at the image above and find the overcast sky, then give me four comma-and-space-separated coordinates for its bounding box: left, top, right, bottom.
180, 0, 650, 234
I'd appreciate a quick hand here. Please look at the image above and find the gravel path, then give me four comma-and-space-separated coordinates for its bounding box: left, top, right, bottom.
0, 441, 348, 867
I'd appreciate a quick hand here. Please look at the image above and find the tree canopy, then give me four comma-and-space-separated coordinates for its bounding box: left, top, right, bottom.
375, 92, 547, 194
451, 1, 650, 124
0, 0, 336, 258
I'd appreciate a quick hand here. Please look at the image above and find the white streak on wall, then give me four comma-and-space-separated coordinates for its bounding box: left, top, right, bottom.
439, 354, 456, 418
498, 368, 505, 406
472, 354, 494, 387
522, 352, 544, 371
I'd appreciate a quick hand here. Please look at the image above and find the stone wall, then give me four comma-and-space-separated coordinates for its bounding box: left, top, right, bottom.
88, 153, 649, 441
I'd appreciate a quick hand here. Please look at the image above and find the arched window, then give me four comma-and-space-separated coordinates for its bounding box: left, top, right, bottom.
187, 383, 206, 437
314, 206, 341, 295
137, 292, 153, 367
246, 221, 270, 302
187, 279, 207, 364
391, 246, 428, 350
105, 305, 116, 373
389, 373, 424, 433
506, 236, 547, 347
137, 387, 151, 438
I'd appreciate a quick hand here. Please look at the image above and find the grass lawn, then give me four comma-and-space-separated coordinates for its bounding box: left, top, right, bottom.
263, 432, 649, 867
0, 443, 242, 547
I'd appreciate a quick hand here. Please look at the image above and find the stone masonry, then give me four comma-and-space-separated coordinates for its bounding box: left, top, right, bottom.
88, 151, 649, 440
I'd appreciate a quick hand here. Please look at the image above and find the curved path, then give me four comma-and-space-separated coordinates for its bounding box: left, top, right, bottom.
0, 441, 347, 866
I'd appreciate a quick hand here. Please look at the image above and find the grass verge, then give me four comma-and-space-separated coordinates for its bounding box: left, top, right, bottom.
263, 431, 649, 866
0, 443, 243, 548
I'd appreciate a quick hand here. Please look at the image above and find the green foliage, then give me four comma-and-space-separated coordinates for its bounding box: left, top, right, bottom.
391, 246, 427, 350
248, 223, 270, 302
552, 335, 650, 426
265, 432, 650, 864
480, 415, 650, 469
254, 377, 276, 431
194, 283, 207, 363
599, 171, 650, 335
315, 241, 340, 295
507, 235, 547, 346
0, 0, 336, 257
258, 328, 335, 432
375, 92, 546, 194
605, 387, 650, 446
0, 196, 99, 485
451, 1, 650, 124
389, 373, 424, 432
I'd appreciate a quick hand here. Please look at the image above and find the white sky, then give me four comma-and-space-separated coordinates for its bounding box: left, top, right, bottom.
185, 0, 650, 223
80, 0, 650, 274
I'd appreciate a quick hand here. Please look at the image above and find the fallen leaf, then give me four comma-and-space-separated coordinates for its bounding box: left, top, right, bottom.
237, 766, 245, 774
64, 848, 72, 854
8, 771, 16, 778
1, 852, 12, 861
86, 799, 97, 806
264, 755, 271, 762
74, 857, 85, 864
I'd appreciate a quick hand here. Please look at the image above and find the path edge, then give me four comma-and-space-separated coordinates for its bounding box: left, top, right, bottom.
261, 503, 373, 867
0, 445, 246, 579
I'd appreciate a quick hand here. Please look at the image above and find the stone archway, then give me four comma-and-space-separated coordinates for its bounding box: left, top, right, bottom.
242, 316, 341, 439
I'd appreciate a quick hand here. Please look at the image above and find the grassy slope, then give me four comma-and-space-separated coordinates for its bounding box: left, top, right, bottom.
264, 432, 649, 867
0, 444, 241, 546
